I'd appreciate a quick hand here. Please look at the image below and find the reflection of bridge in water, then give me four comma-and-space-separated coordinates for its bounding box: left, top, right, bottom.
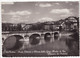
2, 31, 59, 50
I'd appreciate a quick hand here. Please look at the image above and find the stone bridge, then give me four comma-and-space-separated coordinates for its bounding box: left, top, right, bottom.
2, 31, 60, 50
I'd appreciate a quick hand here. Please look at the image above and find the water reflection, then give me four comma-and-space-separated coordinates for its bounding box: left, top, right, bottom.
60, 32, 79, 56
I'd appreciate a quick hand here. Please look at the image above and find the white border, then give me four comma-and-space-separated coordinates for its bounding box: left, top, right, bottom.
0, 0, 79, 2
0, 0, 80, 58
0, 1, 2, 58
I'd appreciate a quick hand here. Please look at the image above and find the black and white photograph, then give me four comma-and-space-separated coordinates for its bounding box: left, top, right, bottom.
1, 1, 79, 57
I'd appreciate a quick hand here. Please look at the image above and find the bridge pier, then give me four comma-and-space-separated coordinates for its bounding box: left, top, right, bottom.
40, 34, 45, 44
50, 33, 54, 42
20, 35, 32, 50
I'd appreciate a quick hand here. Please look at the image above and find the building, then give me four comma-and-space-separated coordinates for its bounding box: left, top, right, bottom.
2, 23, 13, 31
44, 21, 60, 31
61, 16, 79, 31
2, 23, 23, 31
22, 24, 32, 31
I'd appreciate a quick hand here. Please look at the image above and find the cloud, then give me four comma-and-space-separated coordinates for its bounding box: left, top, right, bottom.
1, 9, 4, 13
1, 2, 14, 5
60, 13, 73, 17
10, 16, 29, 23
3, 10, 31, 15
50, 9, 70, 14
3, 15, 29, 23
65, 1, 69, 3
50, 8, 73, 18
2, 15, 30, 23
70, 3, 73, 5
2, 21, 8, 23
55, 3, 60, 5
35, 12, 40, 14
2, 10, 31, 23
38, 3, 52, 7
38, 17, 53, 22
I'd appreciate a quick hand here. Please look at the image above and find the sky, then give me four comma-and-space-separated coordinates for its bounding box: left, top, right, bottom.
1, 2, 79, 23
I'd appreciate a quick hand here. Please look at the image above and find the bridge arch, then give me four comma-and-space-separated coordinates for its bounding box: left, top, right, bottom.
29, 34, 41, 45
44, 33, 51, 42
3, 35, 24, 51
54, 32, 59, 40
